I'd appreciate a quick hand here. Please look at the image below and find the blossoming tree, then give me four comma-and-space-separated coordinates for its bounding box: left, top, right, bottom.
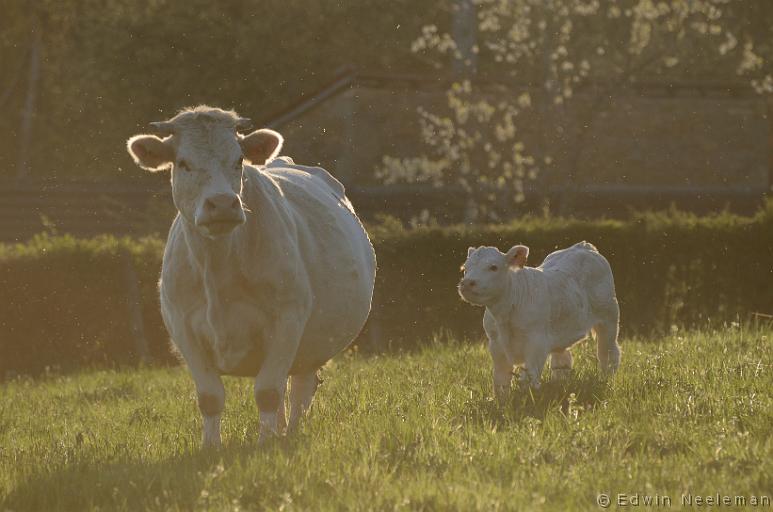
379, 0, 771, 220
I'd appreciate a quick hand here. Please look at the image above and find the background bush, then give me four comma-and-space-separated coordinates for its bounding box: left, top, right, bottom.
2, 204, 772, 377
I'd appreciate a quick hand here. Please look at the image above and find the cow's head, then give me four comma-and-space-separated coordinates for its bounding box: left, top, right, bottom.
458, 245, 528, 305
126, 106, 283, 238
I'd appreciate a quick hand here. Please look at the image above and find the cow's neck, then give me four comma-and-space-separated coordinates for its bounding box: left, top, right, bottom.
179, 168, 290, 292
180, 171, 269, 277
179, 219, 248, 354
181, 220, 240, 277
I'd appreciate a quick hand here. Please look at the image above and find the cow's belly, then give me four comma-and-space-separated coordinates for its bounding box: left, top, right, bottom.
188, 299, 267, 377
290, 276, 374, 375
173, 271, 372, 378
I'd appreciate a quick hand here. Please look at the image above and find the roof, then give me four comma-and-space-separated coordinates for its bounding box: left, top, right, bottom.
261, 66, 763, 129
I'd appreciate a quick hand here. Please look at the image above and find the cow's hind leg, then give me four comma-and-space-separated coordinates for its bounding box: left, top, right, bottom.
287, 371, 320, 432
594, 301, 621, 373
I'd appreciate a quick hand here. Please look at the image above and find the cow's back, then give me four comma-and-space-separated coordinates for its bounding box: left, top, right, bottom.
260, 161, 376, 288
256, 162, 376, 372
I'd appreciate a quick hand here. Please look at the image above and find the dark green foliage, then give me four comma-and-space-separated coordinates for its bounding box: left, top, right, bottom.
2, 205, 772, 376
368, 206, 773, 347
0, 0, 447, 180
0, 235, 171, 377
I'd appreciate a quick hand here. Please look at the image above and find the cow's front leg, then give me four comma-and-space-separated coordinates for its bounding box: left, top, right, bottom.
254, 317, 305, 442
174, 337, 226, 448
194, 373, 225, 448
189, 365, 225, 448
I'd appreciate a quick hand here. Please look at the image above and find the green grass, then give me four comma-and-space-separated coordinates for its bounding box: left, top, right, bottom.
1, 327, 771, 511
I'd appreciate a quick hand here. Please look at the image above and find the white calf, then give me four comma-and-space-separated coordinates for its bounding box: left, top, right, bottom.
458, 241, 620, 401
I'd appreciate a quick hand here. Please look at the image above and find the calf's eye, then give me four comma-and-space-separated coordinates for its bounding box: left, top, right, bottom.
489, 265, 498, 272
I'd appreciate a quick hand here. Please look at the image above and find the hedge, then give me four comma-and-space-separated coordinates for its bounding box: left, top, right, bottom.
2, 204, 772, 377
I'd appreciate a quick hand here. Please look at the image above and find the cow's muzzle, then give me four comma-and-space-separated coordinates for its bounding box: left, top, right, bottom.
196, 193, 246, 235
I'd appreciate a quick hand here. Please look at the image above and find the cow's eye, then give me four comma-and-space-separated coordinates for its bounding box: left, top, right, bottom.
177, 160, 190, 172
489, 265, 498, 272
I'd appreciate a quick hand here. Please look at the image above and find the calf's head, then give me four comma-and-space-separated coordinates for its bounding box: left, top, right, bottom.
458, 245, 528, 305
126, 106, 283, 238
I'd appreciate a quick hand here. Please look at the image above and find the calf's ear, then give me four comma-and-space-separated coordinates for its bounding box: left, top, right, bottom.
127, 135, 173, 171
505, 245, 529, 268
240, 129, 283, 165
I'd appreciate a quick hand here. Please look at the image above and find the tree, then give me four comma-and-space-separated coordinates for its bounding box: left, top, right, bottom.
0, 0, 441, 180
379, 0, 773, 221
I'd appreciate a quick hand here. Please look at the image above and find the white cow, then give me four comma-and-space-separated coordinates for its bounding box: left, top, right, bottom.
458, 241, 620, 401
126, 106, 376, 446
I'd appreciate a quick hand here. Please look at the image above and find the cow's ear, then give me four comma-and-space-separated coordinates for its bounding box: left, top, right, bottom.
240, 129, 283, 165
127, 135, 173, 171
505, 245, 529, 269
467, 246, 476, 258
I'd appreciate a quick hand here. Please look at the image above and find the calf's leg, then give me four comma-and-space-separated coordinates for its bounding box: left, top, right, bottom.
484, 310, 513, 403
550, 350, 573, 381
487, 339, 513, 403
521, 342, 549, 390
594, 301, 621, 373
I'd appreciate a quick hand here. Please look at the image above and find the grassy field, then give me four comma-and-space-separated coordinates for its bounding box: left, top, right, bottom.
1, 327, 771, 511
